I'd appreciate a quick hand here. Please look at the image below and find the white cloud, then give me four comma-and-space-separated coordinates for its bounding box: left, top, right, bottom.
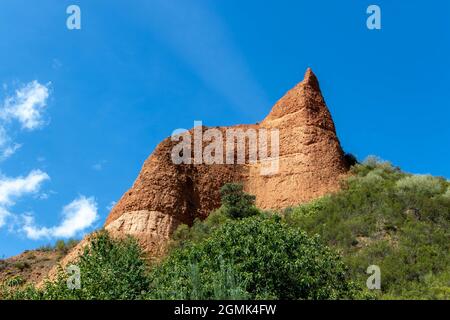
22, 196, 98, 240
0, 126, 21, 160
0, 143, 22, 160
0, 126, 8, 146
0, 170, 50, 206
0, 81, 51, 161
0, 81, 55, 233
0, 207, 10, 228
0, 170, 49, 228
1, 81, 50, 130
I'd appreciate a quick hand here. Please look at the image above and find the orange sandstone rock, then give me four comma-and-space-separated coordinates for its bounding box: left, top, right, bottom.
104, 68, 349, 255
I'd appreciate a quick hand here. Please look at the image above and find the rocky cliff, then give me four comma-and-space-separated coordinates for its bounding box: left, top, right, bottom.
104, 68, 349, 256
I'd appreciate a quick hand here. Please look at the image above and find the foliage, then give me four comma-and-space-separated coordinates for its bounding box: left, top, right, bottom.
2, 156, 448, 300
284, 157, 450, 299
344, 152, 358, 167
149, 215, 360, 300
3, 276, 25, 288
171, 183, 261, 248
219, 183, 259, 219
13, 261, 30, 271
1, 230, 150, 300
382, 270, 450, 300
37, 239, 79, 254
54, 239, 79, 254
171, 209, 230, 248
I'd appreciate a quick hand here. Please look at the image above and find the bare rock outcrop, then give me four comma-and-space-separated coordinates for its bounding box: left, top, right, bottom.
104, 68, 349, 255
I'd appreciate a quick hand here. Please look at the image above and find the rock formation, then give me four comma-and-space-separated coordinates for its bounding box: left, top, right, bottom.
104, 68, 349, 256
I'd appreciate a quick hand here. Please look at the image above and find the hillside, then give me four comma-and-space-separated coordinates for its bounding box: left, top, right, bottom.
2, 158, 449, 299
0, 240, 77, 288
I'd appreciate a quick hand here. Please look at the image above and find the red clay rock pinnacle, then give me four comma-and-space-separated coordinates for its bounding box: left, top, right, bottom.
104, 68, 349, 256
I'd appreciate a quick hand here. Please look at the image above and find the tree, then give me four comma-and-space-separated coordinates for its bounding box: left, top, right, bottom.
149, 215, 359, 299
219, 183, 259, 219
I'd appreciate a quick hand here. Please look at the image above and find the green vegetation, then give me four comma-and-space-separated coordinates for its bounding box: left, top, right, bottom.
150, 214, 360, 299
13, 261, 30, 271
284, 157, 450, 299
219, 183, 259, 219
37, 239, 79, 254
4, 276, 25, 288
1, 157, 449, 300
1, 231, 149, 300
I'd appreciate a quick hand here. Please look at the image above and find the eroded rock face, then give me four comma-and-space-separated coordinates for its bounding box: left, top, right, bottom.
104, 68, 349, 256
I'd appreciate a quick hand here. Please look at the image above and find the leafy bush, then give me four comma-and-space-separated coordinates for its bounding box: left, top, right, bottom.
37, 239, 79, 254
396, 175, 446, 197
284, 157, 450, 299
37, 244, 53, 252
54, 239, 79, 254
2, 230, 150, 300
14, 261, 30, 271
4, 276, 25, 288
2, 157, 448, 300
383, 270, 450, 300
171, 183, 260, 248
442, 187, 450, 200
149, 215, 360, 300
171, 209, 230, 248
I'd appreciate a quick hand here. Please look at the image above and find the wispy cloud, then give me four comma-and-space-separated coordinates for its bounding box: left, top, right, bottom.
143, 0, 268, 116
0, 80, 95, 243
0, 143, 21, 161
0, 81, 51, 160
22, 196, 98, 240
0, 126, 21, 160
1, 80, 50, 130
0, 170, 49, 228
92, 160, 107, 171
0, 207, 11, 230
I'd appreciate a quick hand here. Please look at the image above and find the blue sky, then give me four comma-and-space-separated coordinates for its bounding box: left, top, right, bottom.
0, 0, 449, 257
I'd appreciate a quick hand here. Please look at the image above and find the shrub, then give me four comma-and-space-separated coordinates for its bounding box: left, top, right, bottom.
0, 260, 7, 272
344, 153, 358, 167
219, 183, 259, 219
171, 209, 230, 248
3, 230, 150, 300
149, 215, 360, 300
396, 175, 446, 198
37, 244, 53, 252
4, 276, 25, 287
442, 187, 450, 200
171, 183, 260, 248
55, 240, 67, 253
14, 261, 30, 271
285, 159, 450, 299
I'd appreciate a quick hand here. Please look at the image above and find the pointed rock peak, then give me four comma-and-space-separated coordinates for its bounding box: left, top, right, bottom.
262, 68, 328, 123
302, 68, 320, 90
